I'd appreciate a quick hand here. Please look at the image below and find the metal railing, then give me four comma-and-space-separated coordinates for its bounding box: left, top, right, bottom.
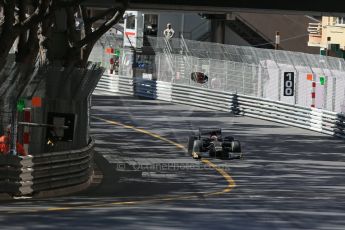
181, 35, 191, 55
163, 37, 175, 75
95, 34, 345, 113
0, 138, 94, 198
95, 75, 345, 139
145, 36, 345, 113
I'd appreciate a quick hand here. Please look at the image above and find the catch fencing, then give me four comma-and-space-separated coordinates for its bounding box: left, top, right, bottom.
92, 35, 345, 138
138, 36, 345, 113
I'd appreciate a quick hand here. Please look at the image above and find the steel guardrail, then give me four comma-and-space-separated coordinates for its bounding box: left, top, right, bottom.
102, 76, 345, 139
0, 138, 95, 198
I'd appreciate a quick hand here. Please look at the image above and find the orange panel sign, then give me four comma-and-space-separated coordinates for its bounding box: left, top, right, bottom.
125, 32, 136, 36
105, 48, 114, 54
307, 73, 313, 81
32, 97, 42, 107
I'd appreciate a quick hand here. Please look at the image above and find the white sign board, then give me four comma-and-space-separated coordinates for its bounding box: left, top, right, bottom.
123, 11, 144, 48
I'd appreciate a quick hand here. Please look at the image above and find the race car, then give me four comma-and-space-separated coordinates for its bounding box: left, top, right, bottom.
188, 128, 242, 159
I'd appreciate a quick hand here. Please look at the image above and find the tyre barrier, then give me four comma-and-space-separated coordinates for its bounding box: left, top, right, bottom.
97, 75, 345, 139
0, 138, 94, 199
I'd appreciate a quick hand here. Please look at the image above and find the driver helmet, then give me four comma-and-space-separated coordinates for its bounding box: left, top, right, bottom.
210, 135, 218, 141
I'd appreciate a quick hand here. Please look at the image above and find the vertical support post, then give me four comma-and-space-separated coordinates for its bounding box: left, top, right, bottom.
181, 14, 185, 38
311, 80, 316, 108
326, 37, 331, 56
275, 31, 280, 50
323, 75, 328, 110
157, 53, 161, 81
259, 66, 265, 98
332, 77, 336, 111
208, 59, 211, 89
211, 17, 225, 44
225, 62, 228, 92
277, 68, 282, 101
132, 49, 137, 78
23, 108, 31, 155
251, 65, 255, 96
242, 64, 245, 94
9, 98, 17, 156
295, 70, 299, 105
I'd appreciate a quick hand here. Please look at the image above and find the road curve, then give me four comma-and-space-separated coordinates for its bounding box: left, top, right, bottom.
1, 94, 345, 230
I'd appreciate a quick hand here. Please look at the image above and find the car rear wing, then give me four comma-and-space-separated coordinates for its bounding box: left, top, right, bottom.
198, 128, 222, 138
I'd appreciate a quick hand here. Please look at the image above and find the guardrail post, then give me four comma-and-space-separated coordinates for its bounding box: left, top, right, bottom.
332, 77, 336, 112
277, 68, 282, 101
335, 113, 345, 138
323, 75, 328, 110
231, 94, 240, 115
9, 97, 18, 156
294, 71, 299, 105
242, 65, 245, 94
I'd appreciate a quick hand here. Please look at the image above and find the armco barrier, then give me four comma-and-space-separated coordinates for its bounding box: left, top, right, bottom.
95, 74, 119, 94
0, 138, 94, 198
0, 155, 33, 197
102, 76, 345, 139
171, 84, 235, 113
118, 76, 134, 95
235, 94, 343, 137
133, 78, 172, 102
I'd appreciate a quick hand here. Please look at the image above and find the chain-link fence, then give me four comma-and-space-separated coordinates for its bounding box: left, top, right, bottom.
89, 34, 123, 70
93, 34, 345, 113
147, 36, 345, 113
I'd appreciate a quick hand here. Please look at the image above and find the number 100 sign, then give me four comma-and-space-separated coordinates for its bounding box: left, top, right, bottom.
283, 72, 294, 96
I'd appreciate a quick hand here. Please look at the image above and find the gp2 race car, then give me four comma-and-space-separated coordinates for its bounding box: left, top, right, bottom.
188, 128, 242, 159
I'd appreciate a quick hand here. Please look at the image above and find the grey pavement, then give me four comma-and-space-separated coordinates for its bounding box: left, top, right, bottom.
0, 93, 345, 230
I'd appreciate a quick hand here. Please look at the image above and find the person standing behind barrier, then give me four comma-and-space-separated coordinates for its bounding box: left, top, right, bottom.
0, 125, 27, 156
163, 23, 175, 41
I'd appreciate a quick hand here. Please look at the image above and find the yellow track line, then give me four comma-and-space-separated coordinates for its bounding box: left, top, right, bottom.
92, 116, 236, 195
1, 116, 237, 214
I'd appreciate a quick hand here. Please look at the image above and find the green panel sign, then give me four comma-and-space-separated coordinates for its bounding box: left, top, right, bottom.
320, 76, 326, 85
17, 99, 25, 112
115, 49, 120, 57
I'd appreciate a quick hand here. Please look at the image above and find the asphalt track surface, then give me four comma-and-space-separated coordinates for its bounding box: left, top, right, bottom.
1, 93, 345, 230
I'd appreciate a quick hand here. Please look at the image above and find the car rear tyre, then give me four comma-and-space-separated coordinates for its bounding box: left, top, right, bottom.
231, 140, 241, 153
224, 136, 234, 142
188, 136, 196, 155
209, 150, 215, 157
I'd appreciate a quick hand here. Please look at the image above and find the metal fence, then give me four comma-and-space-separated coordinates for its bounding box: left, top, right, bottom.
145, 36, 345, 113
89, 34, 123, 70
92, 34, 345, 113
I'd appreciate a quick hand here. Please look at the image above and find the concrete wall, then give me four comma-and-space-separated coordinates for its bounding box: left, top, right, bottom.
156, 12, 318, 54
157, 13, 209, 40
235, 12, 319, 54
28, 65, 103, 154
224, 26, 251, 46
320, 17, 345, 49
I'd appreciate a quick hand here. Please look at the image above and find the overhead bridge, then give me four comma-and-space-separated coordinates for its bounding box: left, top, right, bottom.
84, 0, 345, 16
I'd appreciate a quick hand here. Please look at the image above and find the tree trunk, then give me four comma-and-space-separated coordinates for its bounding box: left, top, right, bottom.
0, 1, 127, 154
